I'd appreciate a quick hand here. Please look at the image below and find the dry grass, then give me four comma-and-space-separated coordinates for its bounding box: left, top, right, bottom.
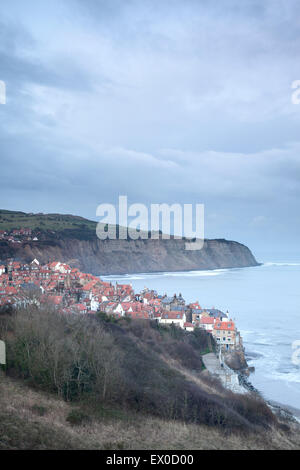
0, 372, 299, 450
160, 354, 225, 397
3, 307, 281, 433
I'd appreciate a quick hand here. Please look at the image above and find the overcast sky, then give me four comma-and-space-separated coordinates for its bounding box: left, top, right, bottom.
1, 0, 300, 260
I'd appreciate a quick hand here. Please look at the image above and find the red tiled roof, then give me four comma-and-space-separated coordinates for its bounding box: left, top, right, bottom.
161, 311, 184, 320
82, 280, 98, 291
47, 295, 63, 305
5, 286, 18, 295
214, 320, 235, 331
200, 317, 215, 324
76, 304, 87, 311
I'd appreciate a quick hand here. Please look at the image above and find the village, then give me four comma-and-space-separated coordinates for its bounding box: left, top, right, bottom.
0, 258, 242, 352
0, 227, 39, 244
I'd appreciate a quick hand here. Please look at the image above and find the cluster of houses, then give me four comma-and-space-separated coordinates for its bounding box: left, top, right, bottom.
0, 228, 39, 243
0, 259, 242, 351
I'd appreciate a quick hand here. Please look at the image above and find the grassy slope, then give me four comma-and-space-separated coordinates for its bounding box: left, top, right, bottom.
1, 372, 299, 450
0, 307, 300, 450
0, 209, 151, 241
0, 209, 97, 232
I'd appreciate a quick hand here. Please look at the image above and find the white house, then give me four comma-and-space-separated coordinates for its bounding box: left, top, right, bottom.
199, 317, 215, 331
49, 261, 61, 271
159, 311, 186, 329
184, 322, 194, 332
113, 302, 125, 316
58, 264, 71, 274
31, 259, 40, 266
90, 298, 100, 312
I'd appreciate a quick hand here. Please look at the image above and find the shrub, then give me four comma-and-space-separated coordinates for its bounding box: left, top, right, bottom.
5, 306, 123, 402
66, 409, 90, 426
0, 304, 13, 316
31, 404, 48, 416
228, 392, 277, 429
96, 311, 119, 324
2, 306, 278, 434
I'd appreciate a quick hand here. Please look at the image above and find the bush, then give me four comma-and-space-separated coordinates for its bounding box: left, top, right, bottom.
228, 392, 277, 429
5, 306, 123, 402
31, 404, 48, 416
0, 304, 13, 316
2, 306, 278, 434
95, 311, 119, 324
66, 409, 90, 426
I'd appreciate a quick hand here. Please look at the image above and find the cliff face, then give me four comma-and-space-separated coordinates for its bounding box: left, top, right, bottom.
223, 349, 249, 372
0, 237, 259, 275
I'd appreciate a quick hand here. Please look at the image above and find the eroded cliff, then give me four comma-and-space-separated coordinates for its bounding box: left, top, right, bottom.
0, 236, 259, 275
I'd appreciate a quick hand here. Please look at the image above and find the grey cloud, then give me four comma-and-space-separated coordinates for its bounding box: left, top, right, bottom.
1, 0, 300, 255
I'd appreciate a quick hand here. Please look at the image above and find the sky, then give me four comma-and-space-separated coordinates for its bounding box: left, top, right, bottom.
1, 0, 300, 260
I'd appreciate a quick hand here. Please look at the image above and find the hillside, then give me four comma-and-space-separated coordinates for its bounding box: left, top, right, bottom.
0, 210, 259, 275
0, 305, 299, 450
1, 374, 299, 450
0, 209, 97, 239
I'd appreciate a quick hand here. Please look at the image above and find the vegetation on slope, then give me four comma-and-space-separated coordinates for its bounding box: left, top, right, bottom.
1, 372, 299, 450
0, 305, 279, 439
0, 209, 98, 240
0, 210, 259, 275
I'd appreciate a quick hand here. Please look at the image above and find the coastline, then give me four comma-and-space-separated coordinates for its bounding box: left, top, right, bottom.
104, 265, 300, 424
268, 401, 300, 424
238, 370, 300, 424
99, 263, 262, 278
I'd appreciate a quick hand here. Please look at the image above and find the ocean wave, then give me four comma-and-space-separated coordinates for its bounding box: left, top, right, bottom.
245, 351, 264, 359
162, 269, 227, 277
263, 262, 300, 267
266, 370, 300, 384
240, 330, 255, 335
246, 334, 274, 347
102, 268, 231, 281
102, 275, 150, 281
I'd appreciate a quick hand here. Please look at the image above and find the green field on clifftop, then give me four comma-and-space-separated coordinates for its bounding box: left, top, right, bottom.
0, 209, 97, 233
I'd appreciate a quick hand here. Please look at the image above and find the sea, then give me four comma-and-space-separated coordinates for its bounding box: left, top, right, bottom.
102, 262, 300, 410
